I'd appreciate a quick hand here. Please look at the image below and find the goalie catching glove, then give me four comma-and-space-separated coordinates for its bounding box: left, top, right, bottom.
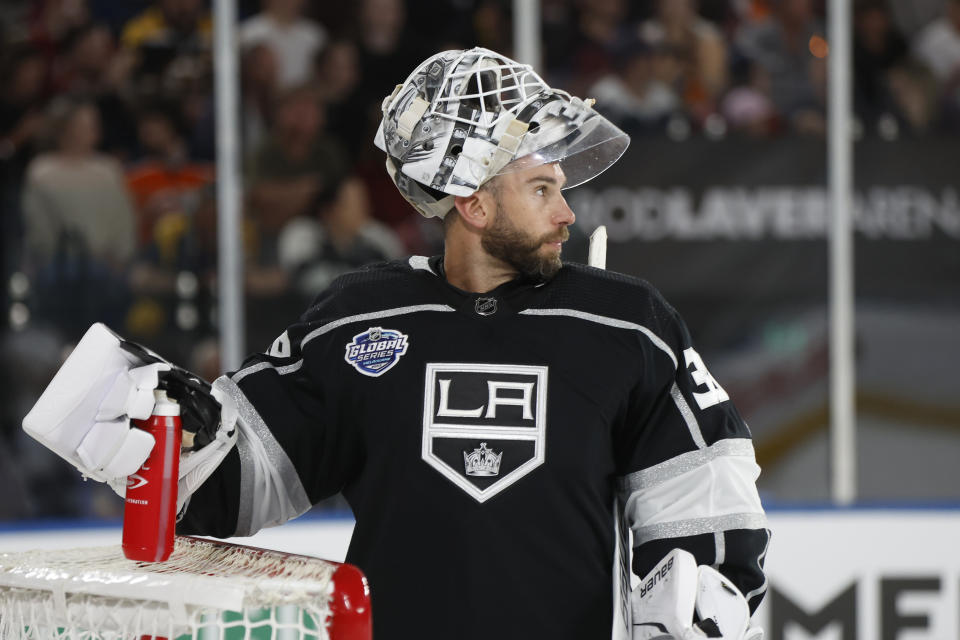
631, 548, 763, 640
22, 323, 237, 511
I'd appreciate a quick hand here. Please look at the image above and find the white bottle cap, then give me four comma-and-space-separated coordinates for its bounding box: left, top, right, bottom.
152, 389, 181, 416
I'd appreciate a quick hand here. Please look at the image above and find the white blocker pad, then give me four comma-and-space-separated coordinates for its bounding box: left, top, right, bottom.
22, 323, 163, 481
631, 548, 760, 640
631, 548, 699, 639
695, 565, 753, 639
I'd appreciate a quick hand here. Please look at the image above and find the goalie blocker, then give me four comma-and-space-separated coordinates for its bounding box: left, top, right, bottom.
632, 548, 762, 640
22, 323, 237, 513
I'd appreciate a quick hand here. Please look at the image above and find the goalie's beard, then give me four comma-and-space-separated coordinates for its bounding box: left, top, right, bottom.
481, 202, 570, 282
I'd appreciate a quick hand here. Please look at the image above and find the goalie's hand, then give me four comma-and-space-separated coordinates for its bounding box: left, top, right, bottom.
22, 323, 222, 483
116, 337, 221, 451
118, 332, 242, 514
631, 548, 763, 640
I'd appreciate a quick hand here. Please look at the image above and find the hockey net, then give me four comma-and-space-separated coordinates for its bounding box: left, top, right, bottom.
0, 536, 371, 640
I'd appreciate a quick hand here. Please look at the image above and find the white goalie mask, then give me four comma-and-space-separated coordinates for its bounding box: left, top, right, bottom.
374, 47, 630, 219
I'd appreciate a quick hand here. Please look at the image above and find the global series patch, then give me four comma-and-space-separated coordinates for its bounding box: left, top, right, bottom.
344, 327, 410, 377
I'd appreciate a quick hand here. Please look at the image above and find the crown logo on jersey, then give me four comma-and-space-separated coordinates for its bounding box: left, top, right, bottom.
463, 442, 502, 476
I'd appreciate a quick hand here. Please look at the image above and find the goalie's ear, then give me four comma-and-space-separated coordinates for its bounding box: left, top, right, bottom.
452, 188, 496, 231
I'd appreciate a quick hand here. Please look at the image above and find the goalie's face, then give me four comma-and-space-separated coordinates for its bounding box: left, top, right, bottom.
479, 161, 575, 281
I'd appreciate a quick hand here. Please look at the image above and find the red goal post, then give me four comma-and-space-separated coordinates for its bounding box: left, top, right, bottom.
0, 535, 371, 640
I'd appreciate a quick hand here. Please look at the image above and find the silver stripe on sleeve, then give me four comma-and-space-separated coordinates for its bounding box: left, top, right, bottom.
713, 531, 726, 568
278, 360, 304, 376
233, 362, 271, 383
233, 360, 303, 383
232, 304, 455, 382
618, 439, 757, 495
217, 377, 312, 537
519, 308, 678, 369
300, 304, 455, 349
235, 420, 256, 536
670, 382, 707, 449
633, 513, 769, 547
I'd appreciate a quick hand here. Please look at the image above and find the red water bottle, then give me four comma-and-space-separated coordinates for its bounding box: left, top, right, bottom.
123, 389, 181, 562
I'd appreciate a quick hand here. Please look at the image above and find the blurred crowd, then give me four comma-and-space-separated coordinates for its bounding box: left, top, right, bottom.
1, 0, 959, 519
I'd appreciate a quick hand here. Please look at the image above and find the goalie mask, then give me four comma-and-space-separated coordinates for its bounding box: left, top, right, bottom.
374, 47, 630, 219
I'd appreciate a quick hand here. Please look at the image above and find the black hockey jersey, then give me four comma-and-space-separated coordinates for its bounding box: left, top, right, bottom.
179, 256, 769, 639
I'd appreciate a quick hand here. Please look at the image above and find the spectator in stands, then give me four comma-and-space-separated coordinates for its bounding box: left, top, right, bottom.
0, 49, 47, 274
119, 0, 216, 158
912, 0, 960, 84
854, 0, 907, 118
243, 81, 359, 341
174, 69, 218, 162
353, 159, 442, 257
638, 0, 729, 122
53, 23, 123, 93
27, 0, 91, 64
52, 23, 137, 157
348, 0, 455, 256
240, 42, 280, 161
313, 38, 365, 156
587, 36, 680, 134
124, 105, 212, 342
120, 0, 212, 82
246, 84, 348, 268
21, 98, 136, 340
468, 1, 514, 57
720, 60, 779, 136
547, 0, 633, 97
119, 0, 218, 161
240, 0, 327, 89
399, 1, 479, 52
542, 0, 577, 80
732, 0, 774, 25
736, 0, 827, 135
352, 0, 427, 130
912, 0, 960, 129
277, 177, 403, 302
854, 0, 936, 133
127, 105, 213, 250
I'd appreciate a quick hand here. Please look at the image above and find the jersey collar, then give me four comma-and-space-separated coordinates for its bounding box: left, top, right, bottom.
419, 255, 558, 319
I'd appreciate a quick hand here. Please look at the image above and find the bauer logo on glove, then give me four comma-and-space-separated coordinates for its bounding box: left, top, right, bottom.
631, 548, 762, 640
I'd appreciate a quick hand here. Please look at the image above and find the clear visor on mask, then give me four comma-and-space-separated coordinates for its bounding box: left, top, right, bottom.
492, 106, 630, 189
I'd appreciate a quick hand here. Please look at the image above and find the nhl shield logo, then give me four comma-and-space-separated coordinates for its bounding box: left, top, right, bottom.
344, 327, 410, 377
422, 363, 548, 503
474, 297, 497, 316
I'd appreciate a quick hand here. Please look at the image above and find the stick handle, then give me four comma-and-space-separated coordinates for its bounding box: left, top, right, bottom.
588, 225, 607, 269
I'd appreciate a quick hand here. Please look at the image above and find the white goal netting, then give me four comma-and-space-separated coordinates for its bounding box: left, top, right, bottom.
0, 536, 371, 640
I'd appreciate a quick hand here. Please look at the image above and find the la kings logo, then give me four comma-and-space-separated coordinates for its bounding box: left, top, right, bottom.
422, 363, 547, 503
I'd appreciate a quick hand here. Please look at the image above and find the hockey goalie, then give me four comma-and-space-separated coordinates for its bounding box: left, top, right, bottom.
23, 46, 769, 640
